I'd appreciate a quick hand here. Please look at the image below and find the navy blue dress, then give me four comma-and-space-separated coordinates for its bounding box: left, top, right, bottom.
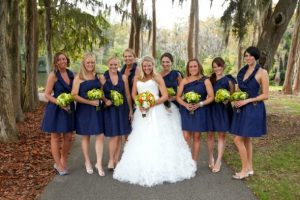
208, 75, 236, 132
103, 71, 131, 137
41, 69, 75, 133
163, 70, 181, 108
180, 77, 210, 132
75, 75, 104, 135
120, 63, 137, 93
230, 64, 267, 137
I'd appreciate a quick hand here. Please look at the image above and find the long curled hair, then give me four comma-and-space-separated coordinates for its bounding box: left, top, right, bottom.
138, 56, 159, 82
78, 53, 96, 80
210, 57, 225, 85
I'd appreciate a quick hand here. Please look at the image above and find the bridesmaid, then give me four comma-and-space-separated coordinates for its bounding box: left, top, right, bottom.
176, 58, 214, 162
41, 52, 75, 175
207, 57, 236, 173
160, 52, 182, 109
72, 53, 105, 176
231, 46, 269, 179
100, 57, 133, 171
120, 48, 139, 93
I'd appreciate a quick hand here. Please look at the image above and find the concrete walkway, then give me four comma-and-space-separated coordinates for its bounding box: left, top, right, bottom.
40, 135, 257, 200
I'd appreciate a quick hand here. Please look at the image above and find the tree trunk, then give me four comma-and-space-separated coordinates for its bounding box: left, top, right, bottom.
44, 0, 52, 74
129, 0, 135, 49
7, 0, 24, 122
257, 0, 298, 71
152, 0, 156, 59
282, 2, 300, 94
187, 0, 195, 59
293, 59, 300, 94
237, 39, 242, 70
23, 0, 39, 112
0, 1, 18, 142
194, 0, 199, 59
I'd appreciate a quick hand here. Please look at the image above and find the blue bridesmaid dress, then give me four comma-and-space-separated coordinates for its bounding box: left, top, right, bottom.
103, 71, 131, 137
120, 63, 137, 93
180, 77, 210, 132
75, 75, 104, 135
208, 75, 236, 132
230, 64, 267, 137
163, 70, 181, 108
41, 69, 75, 133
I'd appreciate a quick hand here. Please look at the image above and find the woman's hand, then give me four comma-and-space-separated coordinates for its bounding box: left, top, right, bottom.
168, 96, 176, 102
192, 102, 203, 110
129, 109, 133, 121
234, 99, 250, 108
104, 99, 113, 107
90, 100, 100, 107
184, 103, 194, 111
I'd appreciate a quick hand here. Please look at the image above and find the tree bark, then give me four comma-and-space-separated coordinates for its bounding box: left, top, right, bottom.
293, 57, 300, 95
129, 20, 134, 49
282, 2, 300, 94
152, 0, 156, 59
23, 0, 39, 112
194, 0, 199, 59
7, 0, 24, 122
44, 0, 52, 74
0, 1, 18, 142
257, 0, 298, 71
237, 39, 242, 70
187, 0, 195, 59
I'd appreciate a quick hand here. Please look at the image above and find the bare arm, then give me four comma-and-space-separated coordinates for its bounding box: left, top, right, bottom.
176, 78, 193, 111
194, 79, 214, 109
156, 75, 168, 105
44, 72, 58, 104
229, 80, 235, 94
123, 75, 133, 112
131, 76, 138, 101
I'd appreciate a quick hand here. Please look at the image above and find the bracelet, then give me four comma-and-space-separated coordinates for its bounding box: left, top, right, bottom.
199, 101, 204, 107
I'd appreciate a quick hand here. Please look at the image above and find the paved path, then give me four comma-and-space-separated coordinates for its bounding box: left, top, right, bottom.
40, 135, 257, 200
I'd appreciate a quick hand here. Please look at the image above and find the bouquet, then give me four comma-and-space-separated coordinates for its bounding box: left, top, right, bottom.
135, 91, 156, 117
110, 90, 124, 106
230, 91, 249, 113
183, 91, 201, 114
56, 93, 74, 113
230, 91, 248, 101
167, 87, 176, 96
87, 88, 104, 111
215, 89, 231, 104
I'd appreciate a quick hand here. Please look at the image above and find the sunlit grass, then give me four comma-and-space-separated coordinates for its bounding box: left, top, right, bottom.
224, 136, 300, 200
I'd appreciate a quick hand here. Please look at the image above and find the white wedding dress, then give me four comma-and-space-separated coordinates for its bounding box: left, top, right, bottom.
113, 80, 196, 187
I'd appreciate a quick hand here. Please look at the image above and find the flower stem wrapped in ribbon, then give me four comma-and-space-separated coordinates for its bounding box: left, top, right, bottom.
110, 90, 124, 106
230, 91, 249, 113
56, 93, 74, 114
183, 91, 201, 115
215, 89, 231, 104
87, 88, 104, 111
135, 91, 156, 117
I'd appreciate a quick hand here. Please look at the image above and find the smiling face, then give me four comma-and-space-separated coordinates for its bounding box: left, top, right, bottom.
142, 60, 154, 76
55, 54, 68, 70
108, 58, 119, 73
123, 51, 135, 66
244, 52, 256, 66
188, 61, 199, 76
84, 56, 96, 73
161, 56, 172, 71
212, 62, 224, 77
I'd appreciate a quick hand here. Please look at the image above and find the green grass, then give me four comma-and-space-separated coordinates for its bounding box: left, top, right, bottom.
269, 85, 283, 92
266, 95, 300, 115
224, 135, 300, 200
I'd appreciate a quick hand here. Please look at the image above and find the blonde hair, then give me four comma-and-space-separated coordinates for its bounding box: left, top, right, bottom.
79, 53, 96, 80
107, 56, 120, 67
123, 48, 136, 58
138, 56, 159, 81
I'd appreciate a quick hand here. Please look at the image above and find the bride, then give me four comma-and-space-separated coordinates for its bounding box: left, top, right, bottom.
113, 56, 196, 187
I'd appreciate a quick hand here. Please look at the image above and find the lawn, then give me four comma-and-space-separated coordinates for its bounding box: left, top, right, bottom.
223, 90, 300, 200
